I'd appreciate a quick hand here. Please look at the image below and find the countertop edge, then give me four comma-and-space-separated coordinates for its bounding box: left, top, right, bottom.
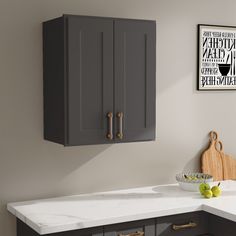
9, 205, 203, 235
202, 204, 236, 222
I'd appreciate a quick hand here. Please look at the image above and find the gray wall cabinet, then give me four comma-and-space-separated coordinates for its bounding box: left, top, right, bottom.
43, 15, 156, 146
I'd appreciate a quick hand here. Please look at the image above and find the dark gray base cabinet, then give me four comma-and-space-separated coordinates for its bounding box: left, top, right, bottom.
208, 213, 236, 236
17, 211, 236, 236
155, 211, 209, 236
43, 15, 156, 146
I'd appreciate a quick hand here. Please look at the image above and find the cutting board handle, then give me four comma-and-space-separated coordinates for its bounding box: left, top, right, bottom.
210, 131, 218, 142
215, 140, 224, 152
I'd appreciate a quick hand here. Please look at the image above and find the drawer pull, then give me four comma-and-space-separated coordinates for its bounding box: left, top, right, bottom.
172, 222, 197, 231
106, 112, 113, 140
119, 231, 144, 236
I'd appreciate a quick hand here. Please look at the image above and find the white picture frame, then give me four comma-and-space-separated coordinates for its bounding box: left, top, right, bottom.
198, 24, 236, 90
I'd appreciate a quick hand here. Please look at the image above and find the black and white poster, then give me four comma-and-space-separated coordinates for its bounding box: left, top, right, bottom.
198, 24, 236, 90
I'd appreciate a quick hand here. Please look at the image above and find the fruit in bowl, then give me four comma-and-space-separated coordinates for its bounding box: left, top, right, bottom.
176, 173, 213, 192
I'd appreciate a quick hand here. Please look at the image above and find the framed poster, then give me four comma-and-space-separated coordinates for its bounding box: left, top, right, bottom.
198, 24, 236, 90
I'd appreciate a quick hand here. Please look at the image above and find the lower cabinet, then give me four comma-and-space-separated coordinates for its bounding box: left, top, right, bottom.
103, 212, 208, 236
156, 211, 209, 236
104, 219, 155, 236
208, 213, 236, 236
17, 211, 236, 236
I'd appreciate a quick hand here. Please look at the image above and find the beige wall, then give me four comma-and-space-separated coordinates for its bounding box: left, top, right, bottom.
1, 0, 236, 235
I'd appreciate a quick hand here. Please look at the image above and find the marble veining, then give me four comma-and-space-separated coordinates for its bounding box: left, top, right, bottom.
7, 180, 236, 235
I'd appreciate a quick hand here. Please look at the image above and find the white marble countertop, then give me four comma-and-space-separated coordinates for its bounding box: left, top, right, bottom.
7, 180, 236, 235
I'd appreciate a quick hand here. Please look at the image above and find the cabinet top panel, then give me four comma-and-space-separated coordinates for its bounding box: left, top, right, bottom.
43, 14, 156, 24
7, 180, 236, 235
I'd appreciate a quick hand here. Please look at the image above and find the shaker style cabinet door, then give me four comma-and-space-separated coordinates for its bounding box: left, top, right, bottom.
67, 16, 114, 145
114, 20, 156, 143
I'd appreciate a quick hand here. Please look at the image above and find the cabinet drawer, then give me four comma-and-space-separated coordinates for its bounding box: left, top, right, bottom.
104, 219, 155, 236
156, 211, 208, 236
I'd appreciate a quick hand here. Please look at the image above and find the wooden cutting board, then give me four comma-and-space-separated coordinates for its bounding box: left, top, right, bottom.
201, 131, 224, 181
216, 140, 236, 180
222, 153, 236, 180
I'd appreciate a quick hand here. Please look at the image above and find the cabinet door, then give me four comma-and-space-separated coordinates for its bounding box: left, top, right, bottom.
114, 20, 156, 143
66, 16, 114, 145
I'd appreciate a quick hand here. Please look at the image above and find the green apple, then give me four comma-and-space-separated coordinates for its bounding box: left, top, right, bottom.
211, 182, 221, 197
204, 189, 213, 198
199, 183, 210, 195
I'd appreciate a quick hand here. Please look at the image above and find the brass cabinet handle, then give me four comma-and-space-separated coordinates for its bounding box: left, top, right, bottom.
118, 231, 144, 236
116, 112, 123, 139
106, 112, 113, 140
172, 222, 197, 231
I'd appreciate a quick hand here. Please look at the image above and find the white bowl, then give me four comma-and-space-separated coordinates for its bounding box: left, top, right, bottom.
176, 173, 213, 192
